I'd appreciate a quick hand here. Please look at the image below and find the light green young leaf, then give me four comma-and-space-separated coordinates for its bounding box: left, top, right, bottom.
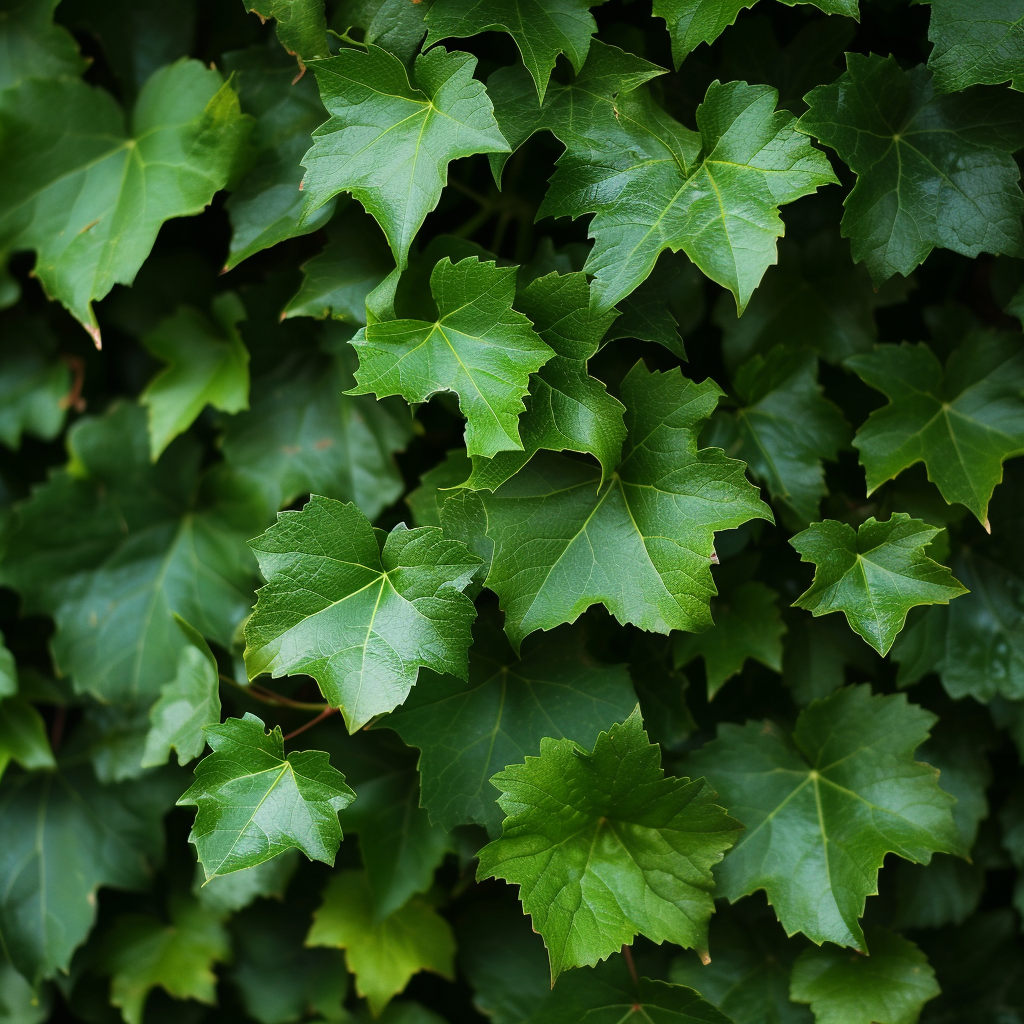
141, 293, 250, 459
0, 697, 55, 780
790, 927, 940, 1024
477, 710, 743, 979
141, 617, 221, 768
382, 623, 637, 835
709, 346, 849, 523
300, 45, 508, 292
790, 514, 967, 655
686, 686, 963, 950
98, 896, 230, 1024
0, 0, 86, 90
463, 270, 624, 490
307, 869, 455, 1016
674, 581, 786, 698
798, 54, 1024, 285
501, 40, 837, 312
350, 258, 553, 458
479, 362, 773, 648
178, 713, 355, 879
0, 403, 266, 704
243, 0, 329, 63
425, 0, 605, 100
847, 336, 1024, 528
0, 60, 252, 343
924, 0, 1024, 93
224, 44, 336, 269
244, 496, 481, 731
0, 631, 16, 698
0, 766, 176, 983
0, 317, 71, 450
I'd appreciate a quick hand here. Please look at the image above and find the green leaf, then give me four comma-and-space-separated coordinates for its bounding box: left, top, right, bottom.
220, 329, 411, 518
528, 956, 732, 1023
282, 210, 392, 322
244, 495, 481, 730
350, 257, 553, 458
0, 697, 55, 779
798, 54, 1024, 285
0, 633, 15, 698
0, 403, 266, 704
924, 0, 1024, 93
463, 270, 624, 489
789, 927, 940, 1024
0, 959, 51, 1024
674, 581, 786, 698
789, 514, 967, 655
782, 613, 877, 707
243, 0, 329, 63
847, 336, 1024, 527
477, 709, 742, 979
0, 60, 252, 342
194, 849, 299, 915
78, 704, 153, 784
685, 686, 963, 950
177, 712, 356, 878
0, 317, 71, 450
97, 896, 230, 1024
382, 623, 638, 835
478, 362, 773, 648
653, 0, 858, 70
141, 293, 250, 459
333, 0, 431, 64
229, 898, 348, 1024
141, 617, 221, 769
708, 347, 849, 523
505, 40, 837, 312
0, 0, 86, 90
0, 766, 176, 982
891, 855, 984, 931
424, 0, 604, 101
307, 869, 455, 1016
223, 44, 336, 269
671, 910, 813, 1024
300, 45, 508, 291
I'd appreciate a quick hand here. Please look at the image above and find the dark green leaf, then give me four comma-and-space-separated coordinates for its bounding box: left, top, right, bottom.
0, 0, 86, 89
243, 0, 329, 63
0, 697, 55, 778
924, 0, 1024, 93
0, 317, 70, 450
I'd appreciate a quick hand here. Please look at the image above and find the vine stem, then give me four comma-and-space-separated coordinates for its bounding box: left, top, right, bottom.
621, 944, 638, 986
219, 674, 329, 711
283, 706, 339, 741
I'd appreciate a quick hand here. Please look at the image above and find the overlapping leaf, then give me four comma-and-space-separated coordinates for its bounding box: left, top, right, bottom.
243, 0, 328, 64
244, 496, 481, 730
478, 362, 773, 647
924, 0, 1024, 93
0, 0, 85, 89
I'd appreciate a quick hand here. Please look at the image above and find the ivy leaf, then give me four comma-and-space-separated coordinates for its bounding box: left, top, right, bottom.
798, 54, 1024, 285
0, 0, 86, 90
300, 45, 508, 294
307, 869, 455, 1016
789, 927, 940, 1024
0, 403, 266, 704
244, 495, 482, 731
524, 44, 837, 311
333, 0, 431, 64
653, 0, 859, 70
924, 0, 1024, 93
424, 0, 604, 101
220, 330, 411, 519
479, 362, 773, 648
141, 617, 221, 769
708, 347, 849, 523
224, 45, 336, 269
477, 709, 743, 979
0, 61, 252, 343
97, 896, 230, 1024
674, 581, 786, 698
350, 258, 553, 458
141, 293, 250, 459
0, 317, 71, 449
0, 697, 56, 779
685, 686, 963, 950
790, 514, 967, 655
381, 623, 638, 835
243, 0, 329, 64
529, 956, 731, 1023
847, 336, 1024, 528
463, 270, 624, 489
178, 712, 356, 879
0, 766, 176, 983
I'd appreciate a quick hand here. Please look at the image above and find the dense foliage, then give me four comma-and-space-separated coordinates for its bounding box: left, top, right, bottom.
1, 1, 1024, 1022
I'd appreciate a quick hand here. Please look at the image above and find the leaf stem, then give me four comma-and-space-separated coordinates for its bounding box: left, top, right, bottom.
283, 706, 339, 741
219, 674, 329, 711
622, 944, 638, 986
328, 27, 368, 49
